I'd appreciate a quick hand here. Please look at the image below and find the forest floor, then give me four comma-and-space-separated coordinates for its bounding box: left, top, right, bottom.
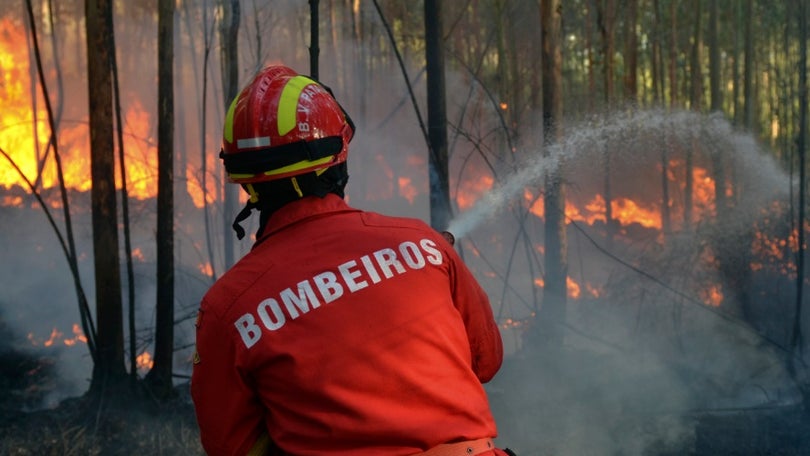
0, 342, 203, 456
4, 341, 810, 455
0, 385, 203, 456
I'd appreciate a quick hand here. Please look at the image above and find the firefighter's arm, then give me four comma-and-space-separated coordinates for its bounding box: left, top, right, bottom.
447, 247, 504, 383
191, 305, 267, 456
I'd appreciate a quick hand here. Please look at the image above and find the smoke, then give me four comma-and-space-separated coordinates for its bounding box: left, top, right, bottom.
449, 109, 800, 455
1, 4, 805, 456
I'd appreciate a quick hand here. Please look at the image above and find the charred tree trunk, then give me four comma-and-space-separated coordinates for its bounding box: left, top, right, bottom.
597, 0, 617, 241
85, 0, 126, 394
425, 0, 452, 230
309, 0, 320, 79
533, 0, 566, 348
145, 0, 176, 399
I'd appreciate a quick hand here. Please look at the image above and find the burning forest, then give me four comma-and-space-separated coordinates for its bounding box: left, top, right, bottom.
2, 1, 810, 455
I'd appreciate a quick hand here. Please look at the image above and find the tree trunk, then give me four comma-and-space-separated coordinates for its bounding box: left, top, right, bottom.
597, 0, 616, 107
145, 0, 176, 399
743, 0, 755, 130
425, 0, 452, 230
708, 0, 727, 216
597, 0, 617, 240
85, 0, 126, 394
623, 0, 639, 102
309, 0, 320, 79
220, 0, 240, 268
683, 0, 702, 230
535, 0, 566, 348
791, 0, 807, 359
669, 0, 678, 107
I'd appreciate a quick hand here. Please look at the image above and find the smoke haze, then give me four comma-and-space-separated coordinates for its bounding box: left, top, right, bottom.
0, 2, 806, 455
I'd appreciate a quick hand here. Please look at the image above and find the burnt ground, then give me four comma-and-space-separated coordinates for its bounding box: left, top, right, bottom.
690, 406, 810, 455
3, 341, 810, 455
0, 344, 203, 456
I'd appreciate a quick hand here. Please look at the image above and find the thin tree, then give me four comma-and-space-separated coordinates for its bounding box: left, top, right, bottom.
791, 0, 807, 362
537, 0, 566, 347
85, 0, 127, 394
425, 0, 452, 230
684, 0, 702, 230
219, 0, 240, 269
623, 0, 639, 103
109, 8, 137, 383
145, 0, 176, 398
597, 0, 617, 241
310, 0, 320, 79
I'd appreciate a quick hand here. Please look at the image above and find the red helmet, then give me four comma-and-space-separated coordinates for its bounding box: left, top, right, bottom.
220, 65, 354, 184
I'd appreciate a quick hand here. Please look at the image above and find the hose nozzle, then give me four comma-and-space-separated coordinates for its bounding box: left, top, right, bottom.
440, 230, 455, 246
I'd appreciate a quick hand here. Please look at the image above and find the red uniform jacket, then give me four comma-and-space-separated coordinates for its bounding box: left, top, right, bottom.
191, 194, 503, 456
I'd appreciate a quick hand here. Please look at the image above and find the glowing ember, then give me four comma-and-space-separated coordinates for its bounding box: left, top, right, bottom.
585, 282, 602, 298
198, 261, 214, 277
63, 323, 88, 346
566, 277, 580, 299
701, 284, 724, 307
136, 351, 154, 372
26, 324, 86, 347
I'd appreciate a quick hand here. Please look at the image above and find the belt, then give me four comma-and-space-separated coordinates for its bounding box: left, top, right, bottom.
416, 438, 496, 456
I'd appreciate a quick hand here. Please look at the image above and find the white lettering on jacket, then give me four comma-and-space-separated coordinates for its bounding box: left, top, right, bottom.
234, 238, 444, 348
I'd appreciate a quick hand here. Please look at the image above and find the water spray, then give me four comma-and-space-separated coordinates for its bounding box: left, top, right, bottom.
444, 108, 789, 241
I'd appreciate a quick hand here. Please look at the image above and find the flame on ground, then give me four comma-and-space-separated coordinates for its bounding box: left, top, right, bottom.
27, 323, 87, 347
136, 351, 154, 372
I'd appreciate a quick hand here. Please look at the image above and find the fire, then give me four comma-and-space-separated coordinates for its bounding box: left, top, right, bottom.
567, 277, 581, 299
136, 351, 154, 372
0, 18, 208, 207
456, 175, 494, 210
524, 191, 662, 229
398, 177, 417, 204
64, 324, 88, 346
585, 282, 602, 298
533, 276, 586, 299
701, 284, 723, 307
27, 324, 86, 347
198, 261, 214, 277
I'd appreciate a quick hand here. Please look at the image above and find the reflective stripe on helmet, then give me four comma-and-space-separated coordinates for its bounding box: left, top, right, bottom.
228, 155, 334, 182
277, 75, 316, 136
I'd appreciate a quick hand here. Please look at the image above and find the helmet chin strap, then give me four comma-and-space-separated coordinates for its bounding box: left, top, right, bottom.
232, 201, 257, 240
232, 166, 350, 240
231, 183, 261, 240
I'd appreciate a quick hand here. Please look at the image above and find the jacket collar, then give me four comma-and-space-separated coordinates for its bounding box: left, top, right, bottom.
255, 193, 355, 246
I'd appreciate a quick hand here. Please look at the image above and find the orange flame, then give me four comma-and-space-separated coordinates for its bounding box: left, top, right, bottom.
533, 276, 584, 299
27, 324, 86, 347
136, 351, 154, 372
0, 18, 214, 207
701, 284, 723, 307
456, 175, 494, 210
398, 177, 417, 204
198, 261, 214, 277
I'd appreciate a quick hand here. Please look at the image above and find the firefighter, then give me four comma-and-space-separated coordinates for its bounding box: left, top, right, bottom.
191, 64, 511, 456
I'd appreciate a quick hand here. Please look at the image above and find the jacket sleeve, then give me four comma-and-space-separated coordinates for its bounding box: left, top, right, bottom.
191, 302, 266, 456
446, 245, 503, 383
